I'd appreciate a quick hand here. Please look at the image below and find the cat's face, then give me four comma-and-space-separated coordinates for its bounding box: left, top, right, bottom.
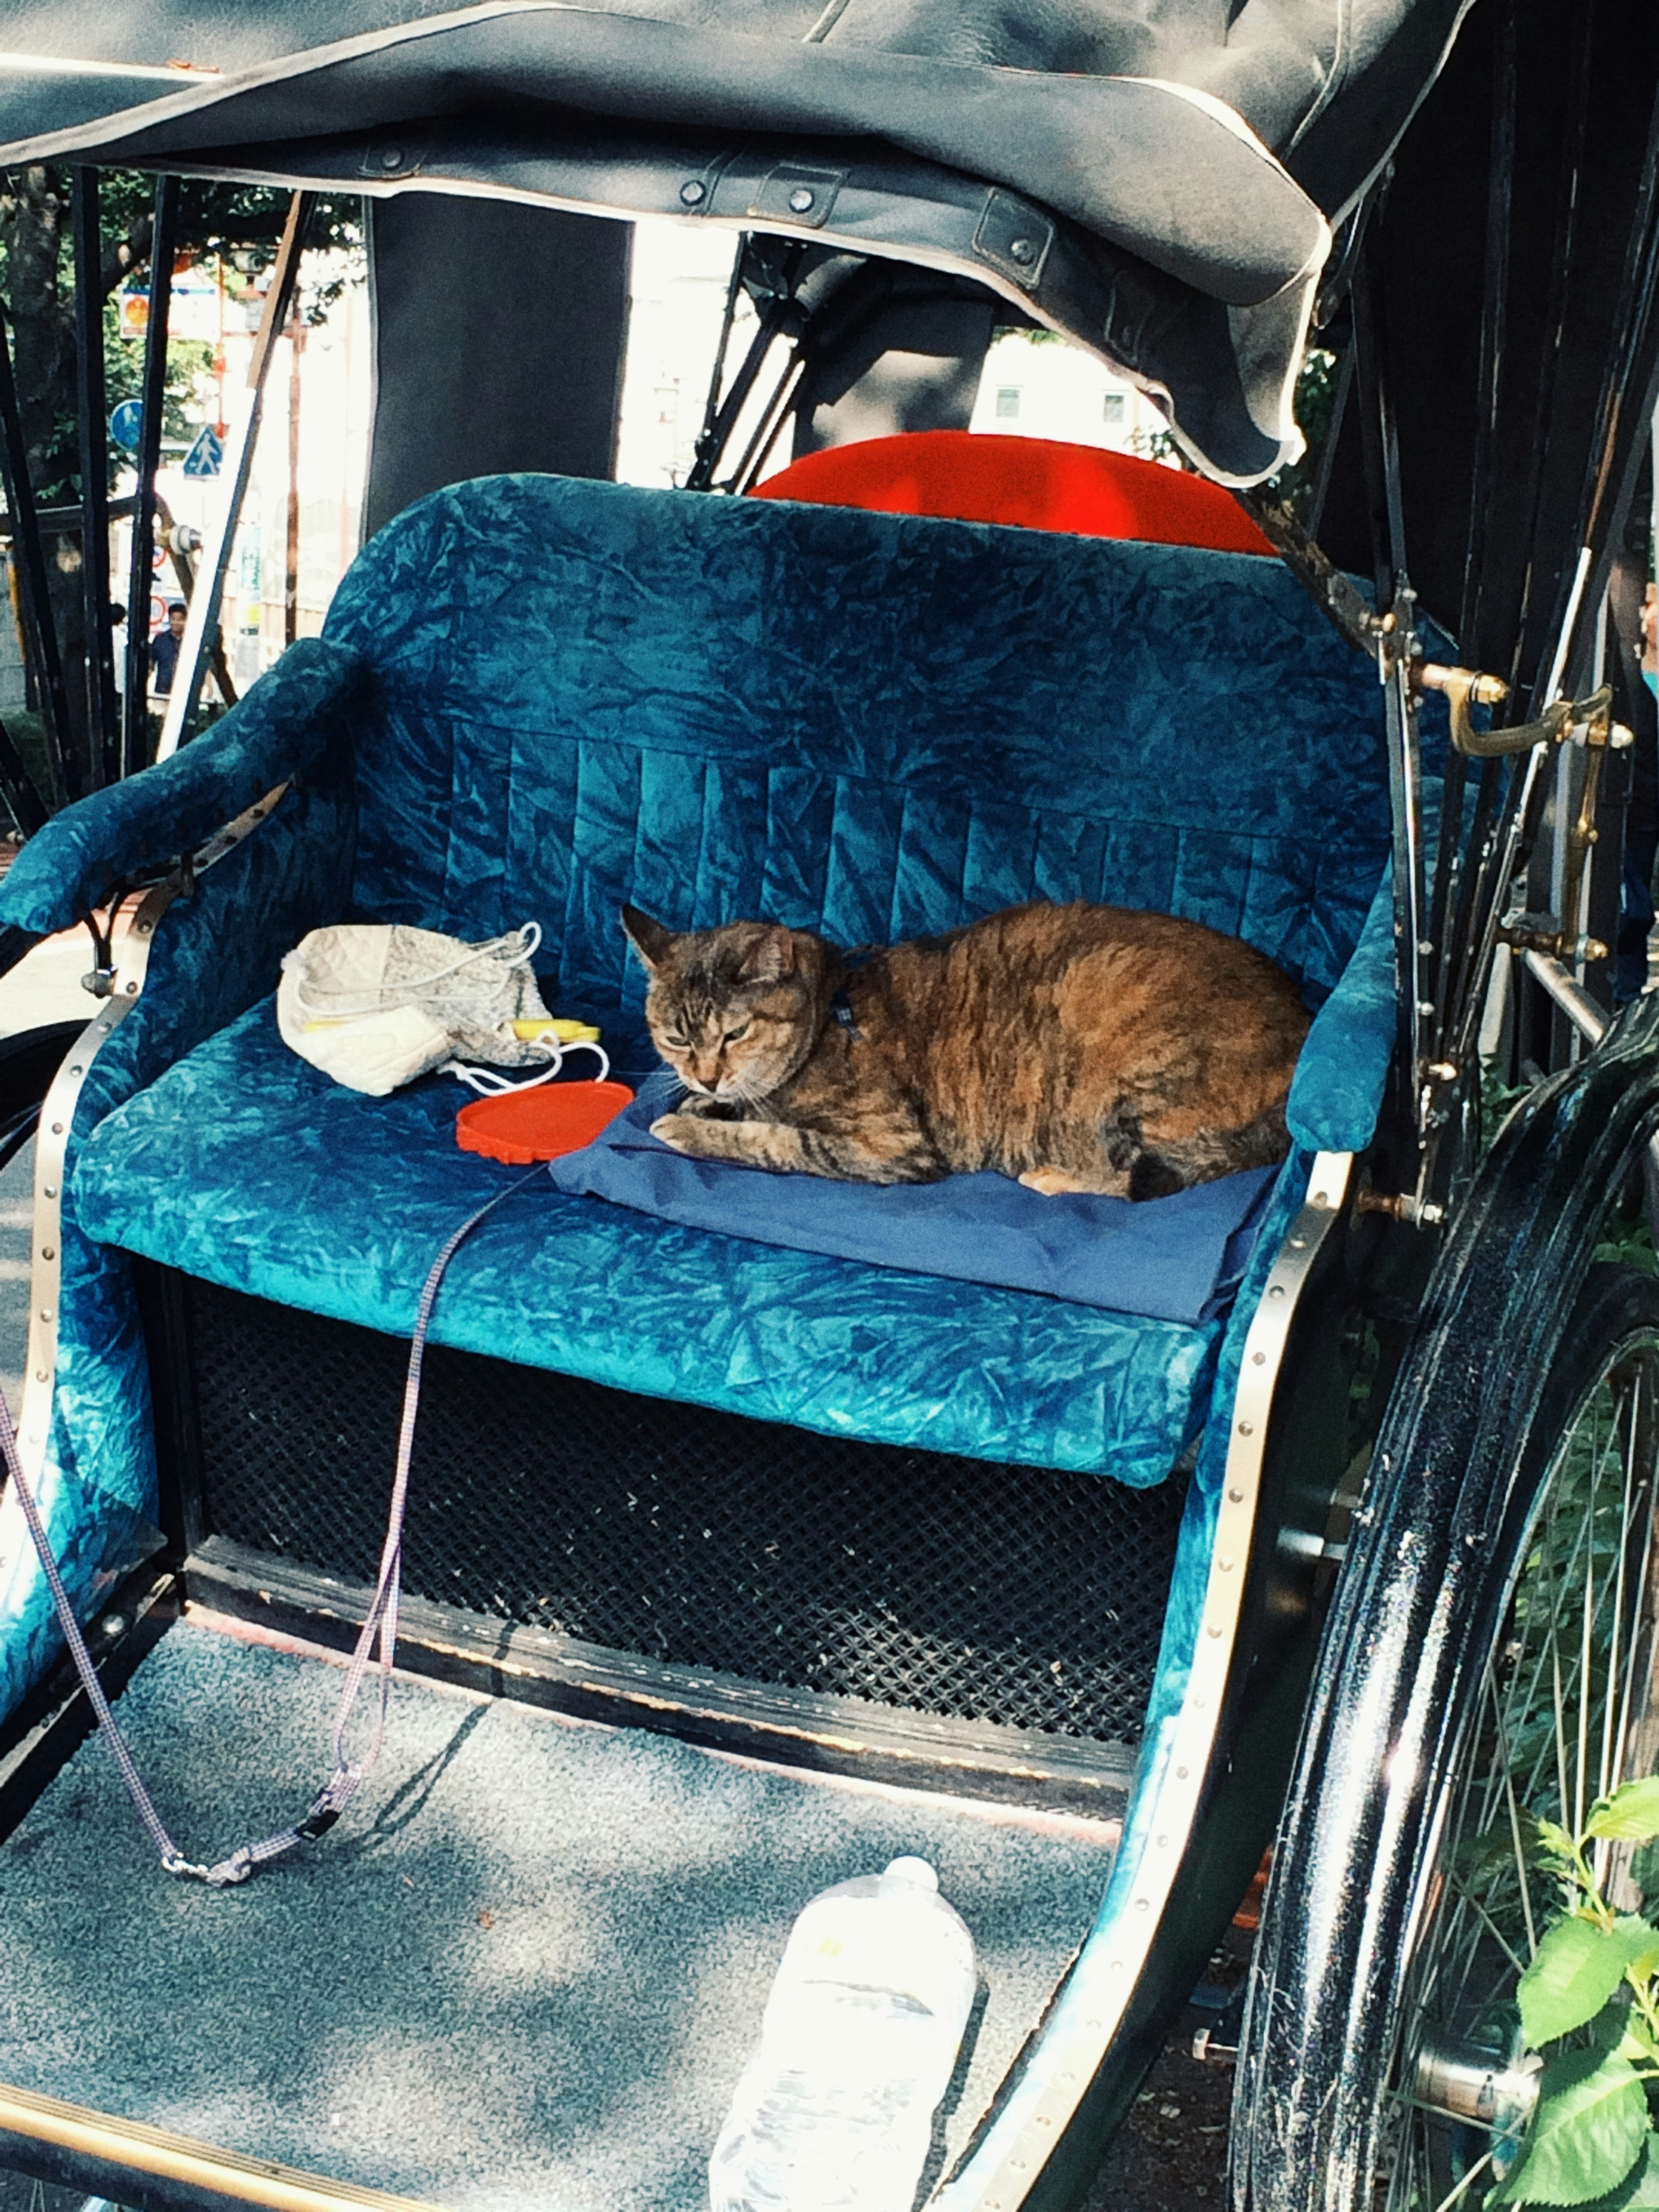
621, 906, 819, 1102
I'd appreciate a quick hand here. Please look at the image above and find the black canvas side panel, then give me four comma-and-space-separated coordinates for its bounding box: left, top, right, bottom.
363, 193, 630, 540
1318, 0, 1659, 700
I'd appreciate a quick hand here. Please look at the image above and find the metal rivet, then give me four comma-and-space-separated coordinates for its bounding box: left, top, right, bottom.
679, 179, 706, 206
69, 1065, 82, 1076
49, 1123, 63, 1135
1155, 1835, 1169, 1849
1135, 1897, 1150, 1911
1219, 1555, 1234, 1571
1009, 237, 1036, 263
125, 980, 137, 993
38, 1308, 51, 1322
137, 921, 152, 934
40, 1246, 53, 1261
1208, 1623, 1223, 1638
1237, 1420, 1253, 1435
1311, 1190, 1329, 1208
34, 1369, 47, 1382
43, 1185, 57, 1200
788, 186, 815, 213
1251, 1350, 1265, 1364
1267, 1284, 1285, 1298
99, 1614, 125, 1639
380, 147, 404, 170
1228, 1487, 1244, 1503
1175, 1766, 1189, 1780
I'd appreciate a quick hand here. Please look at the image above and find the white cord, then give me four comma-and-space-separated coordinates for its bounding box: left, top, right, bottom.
445, 1037, 612, 1095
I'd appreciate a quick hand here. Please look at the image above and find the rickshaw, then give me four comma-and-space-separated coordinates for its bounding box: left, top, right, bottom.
0, 3, 1650, 2209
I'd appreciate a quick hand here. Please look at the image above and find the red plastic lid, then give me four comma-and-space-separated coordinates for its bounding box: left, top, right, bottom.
455, 1079, 635, 1164
750, 431, 1275, 554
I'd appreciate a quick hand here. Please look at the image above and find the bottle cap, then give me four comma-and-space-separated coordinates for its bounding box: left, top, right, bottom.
882, 1856, 939, 1891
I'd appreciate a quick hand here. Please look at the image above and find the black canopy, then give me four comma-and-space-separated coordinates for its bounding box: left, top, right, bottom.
0, 0, 1472, 483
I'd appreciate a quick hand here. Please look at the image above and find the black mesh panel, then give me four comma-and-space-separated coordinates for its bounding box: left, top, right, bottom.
178, 1276, 1188, 1745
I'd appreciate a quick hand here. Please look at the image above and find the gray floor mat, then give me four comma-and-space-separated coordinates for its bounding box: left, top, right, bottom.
0, 1619, 1116, 2211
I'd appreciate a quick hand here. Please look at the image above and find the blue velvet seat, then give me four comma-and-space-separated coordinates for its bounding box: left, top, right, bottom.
0, 474, 1397, 1718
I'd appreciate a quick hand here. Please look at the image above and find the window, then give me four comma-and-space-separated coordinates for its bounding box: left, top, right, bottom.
995, 386, 1021, 420
1102, 391, 1127, 426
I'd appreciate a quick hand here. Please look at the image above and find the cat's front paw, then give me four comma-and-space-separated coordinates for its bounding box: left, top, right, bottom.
651, 1111, 719, 1156
675, 1093, 737, 1119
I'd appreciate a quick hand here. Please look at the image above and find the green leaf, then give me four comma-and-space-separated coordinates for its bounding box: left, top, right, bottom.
1545, 2134, 1659, 2211
1589, 1784, 1659, 1843
1493, 2049, 1648, 2206
1520, 1920, 1659, 2047
1541, 1819, 1583, 1867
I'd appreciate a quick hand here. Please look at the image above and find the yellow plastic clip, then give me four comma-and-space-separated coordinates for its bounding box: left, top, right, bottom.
512, 1017, 601, 1044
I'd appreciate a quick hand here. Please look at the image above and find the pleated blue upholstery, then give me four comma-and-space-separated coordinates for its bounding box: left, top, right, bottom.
0, 474, 1400, 1722
328, 480, 1392, 1018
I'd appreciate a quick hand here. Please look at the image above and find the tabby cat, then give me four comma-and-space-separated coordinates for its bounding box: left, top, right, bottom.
621, 899, 1309, 1201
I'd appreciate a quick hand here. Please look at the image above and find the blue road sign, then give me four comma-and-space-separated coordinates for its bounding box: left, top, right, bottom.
109, 399, 143, 453
181, 425, 223, 478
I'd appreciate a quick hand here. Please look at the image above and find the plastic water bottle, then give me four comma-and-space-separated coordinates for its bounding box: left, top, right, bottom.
709, 1855, 977, 2212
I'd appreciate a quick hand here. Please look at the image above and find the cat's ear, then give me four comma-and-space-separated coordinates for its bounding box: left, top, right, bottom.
621, 904, 675, 974
739, 925, 795, 984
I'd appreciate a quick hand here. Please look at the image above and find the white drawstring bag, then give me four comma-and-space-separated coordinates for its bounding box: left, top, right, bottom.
278, 922, 605, 1098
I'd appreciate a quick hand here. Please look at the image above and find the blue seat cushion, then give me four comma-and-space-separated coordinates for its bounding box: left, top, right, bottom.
73, 1001, 1220, 1487
549, 1070, 1274, 1327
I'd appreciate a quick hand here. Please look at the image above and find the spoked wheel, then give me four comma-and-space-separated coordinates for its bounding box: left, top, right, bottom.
1233, 1266, 1659, 2212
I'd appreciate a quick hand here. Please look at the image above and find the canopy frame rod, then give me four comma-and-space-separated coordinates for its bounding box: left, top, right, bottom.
158, 190, 313, 760
1433, 0, 1516, 1055
71, 169, 118, 791
122, 174, 178, 780
0, 311, 73, 809
1351, 243, 1435, 1188
683, 237, 808, 495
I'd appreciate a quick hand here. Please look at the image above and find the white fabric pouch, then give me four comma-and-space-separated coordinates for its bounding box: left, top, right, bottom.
277, 922, 584, 1098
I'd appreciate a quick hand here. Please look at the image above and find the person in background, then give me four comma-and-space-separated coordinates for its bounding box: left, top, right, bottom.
1643, 580, 1657, 696
148, 601, 186, 697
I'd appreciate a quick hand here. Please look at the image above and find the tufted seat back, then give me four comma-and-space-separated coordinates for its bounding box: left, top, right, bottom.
324, 474, 1391, 1018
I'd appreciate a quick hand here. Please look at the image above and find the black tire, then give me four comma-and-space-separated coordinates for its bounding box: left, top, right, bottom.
1231, 1263, 1659, 2211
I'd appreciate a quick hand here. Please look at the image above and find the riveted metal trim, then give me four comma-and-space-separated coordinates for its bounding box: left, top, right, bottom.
971, 190, 1054, 289
0, 784, 289, 1579
936, 1152, 1354, 2211
747, 162, 845, 228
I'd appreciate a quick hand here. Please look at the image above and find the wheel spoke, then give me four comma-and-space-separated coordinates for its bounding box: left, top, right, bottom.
1363, 1330, 1659, 2212
1487, 1661, 1538, 1956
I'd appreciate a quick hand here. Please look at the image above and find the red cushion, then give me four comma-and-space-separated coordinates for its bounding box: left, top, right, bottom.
750, 431, 1274, 554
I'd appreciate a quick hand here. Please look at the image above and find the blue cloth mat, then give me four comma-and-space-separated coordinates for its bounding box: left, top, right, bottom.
550, 1070, 1274, 1328
74, 999, 1221, 1484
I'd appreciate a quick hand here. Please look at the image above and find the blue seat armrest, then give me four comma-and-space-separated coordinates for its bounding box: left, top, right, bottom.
1286, 869, 1396, 1156
0, 637, 365, 939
